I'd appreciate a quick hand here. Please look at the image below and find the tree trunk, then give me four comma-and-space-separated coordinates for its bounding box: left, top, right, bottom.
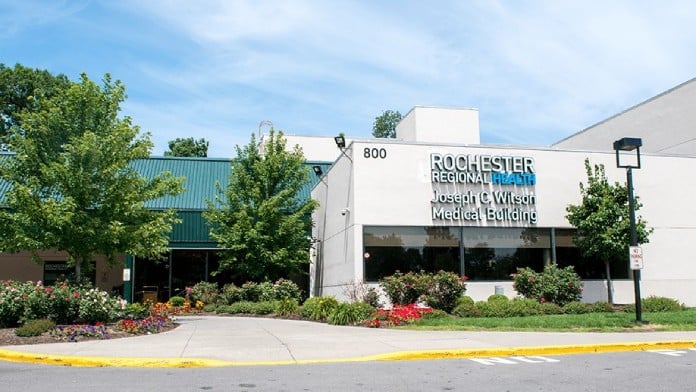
604, 260, 614, 305
75, 259, 82, 283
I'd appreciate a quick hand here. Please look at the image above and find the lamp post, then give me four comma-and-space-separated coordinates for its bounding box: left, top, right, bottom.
612, 137, 644, 323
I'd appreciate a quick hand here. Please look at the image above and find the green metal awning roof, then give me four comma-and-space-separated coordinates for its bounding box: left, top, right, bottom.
130, 156, 331, 211
1, 153, 333, 248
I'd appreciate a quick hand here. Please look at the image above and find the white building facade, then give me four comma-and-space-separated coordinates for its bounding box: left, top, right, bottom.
308, 97, 696, 306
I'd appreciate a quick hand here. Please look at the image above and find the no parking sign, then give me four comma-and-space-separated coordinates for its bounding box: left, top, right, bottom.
629, 246, 643, 270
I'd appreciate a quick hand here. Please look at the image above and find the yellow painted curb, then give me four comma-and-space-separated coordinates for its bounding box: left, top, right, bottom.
1, 340, 695, 368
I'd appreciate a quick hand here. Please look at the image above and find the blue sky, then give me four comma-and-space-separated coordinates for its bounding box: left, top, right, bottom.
2, 1, 695, 158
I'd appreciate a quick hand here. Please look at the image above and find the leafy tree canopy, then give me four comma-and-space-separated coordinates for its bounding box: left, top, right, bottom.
165, 137, 209, 157
205, 130, 318, 282
0, 73, 184, 281
372, 110, 402, 138
0, 63, 72, 149
566, 159, 652, 265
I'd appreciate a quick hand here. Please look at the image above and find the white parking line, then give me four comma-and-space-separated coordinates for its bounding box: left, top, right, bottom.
470, 356, 559, 366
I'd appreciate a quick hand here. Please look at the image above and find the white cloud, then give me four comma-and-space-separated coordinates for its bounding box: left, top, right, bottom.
7, 0, 693, 155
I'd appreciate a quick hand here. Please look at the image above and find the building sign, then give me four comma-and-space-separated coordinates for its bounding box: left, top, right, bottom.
429, 152, 538, 225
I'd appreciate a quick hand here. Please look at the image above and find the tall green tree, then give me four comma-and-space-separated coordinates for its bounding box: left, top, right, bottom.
0, 73, 183, 281
205, 130, 318, 282
0, 63, 72, 150
565, 159, 651, 304
164, 137, 209, 157
372, 110, 402, 138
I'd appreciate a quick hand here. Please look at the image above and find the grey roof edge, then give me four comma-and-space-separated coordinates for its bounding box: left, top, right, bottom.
552, 77, 696, 147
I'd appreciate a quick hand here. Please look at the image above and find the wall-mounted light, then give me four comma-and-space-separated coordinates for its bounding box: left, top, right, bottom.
312, 165, 323, 177
334, 135, 346, 149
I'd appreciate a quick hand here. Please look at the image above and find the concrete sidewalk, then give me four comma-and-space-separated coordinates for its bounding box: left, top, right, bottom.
1, 316, 696, 368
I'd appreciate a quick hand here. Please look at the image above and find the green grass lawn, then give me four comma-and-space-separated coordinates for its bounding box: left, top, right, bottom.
404, 309, 696, 332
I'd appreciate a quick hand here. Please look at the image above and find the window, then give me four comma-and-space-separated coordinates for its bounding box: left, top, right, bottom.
554, 229, 629, 279
363, 226, 460, 281
462, 228, 550, 280
43, 261, 96, 285
362, 226, 619, 282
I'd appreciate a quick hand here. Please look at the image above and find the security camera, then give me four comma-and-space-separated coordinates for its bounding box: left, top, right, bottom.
340, 208, 350, 216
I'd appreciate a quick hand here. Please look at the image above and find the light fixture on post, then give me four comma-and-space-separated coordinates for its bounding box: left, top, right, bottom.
613, 137, 645, 324
333, 134, 352, 162
334, 135, 346, 149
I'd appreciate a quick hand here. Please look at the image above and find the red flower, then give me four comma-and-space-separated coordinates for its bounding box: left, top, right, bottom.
540, 298, 546, 303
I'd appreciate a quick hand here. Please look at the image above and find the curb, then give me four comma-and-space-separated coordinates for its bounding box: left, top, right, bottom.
1, 340, 695, 368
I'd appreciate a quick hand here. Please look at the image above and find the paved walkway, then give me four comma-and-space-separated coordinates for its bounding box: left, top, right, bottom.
1, 316, 695, 368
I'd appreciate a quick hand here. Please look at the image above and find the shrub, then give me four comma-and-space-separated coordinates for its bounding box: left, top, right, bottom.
168, 296, 186, 307
507, 298, 542, 316
327, 302, 375, 326
301, 296, 339, 321
78, 287, 121, 323
380, 271, 428, 306
273, 279, 302, 302
452, 300, 481, 318
189, 282, 220, 305
0, 280, 32, 327
256, 282, 276, 302
539, 302, 563, 315
476, 301, 509, 318
15, 318, 56, 337
250, 301, 276, 315
1, 281, 124, 326
487, 294, 509, 303
203, 303, 217, 313
240, 282, 262, 302
122, 302, 150, 319
380, 270, 467, 310
23, 286, 50, 322
275, 298, 300, 317
422, 271, 467, 313
214, 305, 235, 314
46, 282, 81, 324
588, 301, 614, 313
562, 301, 590, 314
362, 287, 382, 308
342, 280, 380, 306
624, 296, 684, 313
456, 296, 475, 307
512, 264, 583, 306
225, 301, 257, 314
642, 296, 684, 312
222, 283, 244, 304
422, 309, 449, 320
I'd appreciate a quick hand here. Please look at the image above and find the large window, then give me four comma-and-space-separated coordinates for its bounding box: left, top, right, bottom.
362, 226, 629, 282
364, 227, 460, 281
554, 229, 629, 280
462, 228, 549, 280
